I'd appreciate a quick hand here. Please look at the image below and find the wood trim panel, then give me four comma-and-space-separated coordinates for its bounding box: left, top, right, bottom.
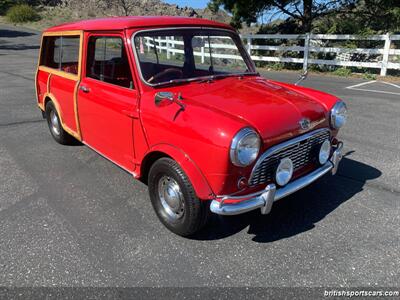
38, 65, 79, 81
42, 30, 83, 37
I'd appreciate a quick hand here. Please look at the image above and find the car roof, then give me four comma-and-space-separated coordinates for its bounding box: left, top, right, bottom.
45, 16, 234, 32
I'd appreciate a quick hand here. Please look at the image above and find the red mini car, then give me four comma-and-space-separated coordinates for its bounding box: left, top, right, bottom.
35, 16, 346, 236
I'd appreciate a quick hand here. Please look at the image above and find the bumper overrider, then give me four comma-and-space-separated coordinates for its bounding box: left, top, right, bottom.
210, 142, 343, 215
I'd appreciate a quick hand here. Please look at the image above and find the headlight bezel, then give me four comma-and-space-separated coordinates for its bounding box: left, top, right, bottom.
230, 127, 261, 167
330, 101, 347, 129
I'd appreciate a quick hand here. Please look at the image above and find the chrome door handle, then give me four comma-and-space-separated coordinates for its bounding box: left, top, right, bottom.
79, 85, 90, 93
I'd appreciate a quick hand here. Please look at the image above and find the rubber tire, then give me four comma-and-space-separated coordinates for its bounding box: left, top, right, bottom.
148, 157, 210, 236
45, 101, 76, 145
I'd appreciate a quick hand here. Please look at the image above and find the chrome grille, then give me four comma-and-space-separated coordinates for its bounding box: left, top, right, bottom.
249, 129, 331, 186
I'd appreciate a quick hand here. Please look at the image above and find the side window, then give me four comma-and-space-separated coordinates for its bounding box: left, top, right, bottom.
60, 36, 80, 74
86, 36, 134, 89
40, 35, 80, 75
40, 36, 61, 69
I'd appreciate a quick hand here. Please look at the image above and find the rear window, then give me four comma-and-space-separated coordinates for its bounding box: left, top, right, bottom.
40, 35, 80, 75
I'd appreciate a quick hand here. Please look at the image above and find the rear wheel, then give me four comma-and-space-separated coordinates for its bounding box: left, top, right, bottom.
45, 101, 76, 145
148, 157, 210, 236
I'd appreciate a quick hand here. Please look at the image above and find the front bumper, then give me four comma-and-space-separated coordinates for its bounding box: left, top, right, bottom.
210, 142, 343, 215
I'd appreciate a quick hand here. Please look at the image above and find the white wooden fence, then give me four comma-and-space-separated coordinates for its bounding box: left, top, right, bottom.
142, 33, 400, 76
142, 36, 244, 62
243, 33, 400, 76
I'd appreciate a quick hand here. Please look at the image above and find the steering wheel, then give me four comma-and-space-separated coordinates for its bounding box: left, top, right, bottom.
148, 68, 183, 83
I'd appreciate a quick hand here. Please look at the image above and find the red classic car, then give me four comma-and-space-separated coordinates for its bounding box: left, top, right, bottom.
35, 16, 346, 236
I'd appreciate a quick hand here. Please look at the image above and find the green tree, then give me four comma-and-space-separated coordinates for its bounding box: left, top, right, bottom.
356, 0, 400, 33
208, 0, 356, 32
313, 0, 400, 34
0, 0, 14, 15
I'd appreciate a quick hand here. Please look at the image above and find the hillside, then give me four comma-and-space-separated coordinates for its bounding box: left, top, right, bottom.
9, 0, 230, 31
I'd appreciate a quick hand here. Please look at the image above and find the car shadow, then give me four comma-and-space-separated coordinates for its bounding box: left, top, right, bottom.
0, 43, 40, 50
192, 154, 382, 242
0, 29, 36, 38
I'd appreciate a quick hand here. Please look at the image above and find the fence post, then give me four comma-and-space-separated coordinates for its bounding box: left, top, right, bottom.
303, 33, 310, 73
171, 36, 175, 56
247, 35, 252, 55
158, 36, 162, 53
380, 33, 391, 76
146, 37, 150, 52
166, 36, 170, 59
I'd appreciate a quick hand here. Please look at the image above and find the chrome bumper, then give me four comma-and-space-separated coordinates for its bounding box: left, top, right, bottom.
210, 142, 343, 216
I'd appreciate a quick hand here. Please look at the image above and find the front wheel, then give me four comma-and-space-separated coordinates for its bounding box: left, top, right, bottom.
148, 157, 210, 236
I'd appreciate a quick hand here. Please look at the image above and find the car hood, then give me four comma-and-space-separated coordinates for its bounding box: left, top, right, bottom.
181, 76, 330, 144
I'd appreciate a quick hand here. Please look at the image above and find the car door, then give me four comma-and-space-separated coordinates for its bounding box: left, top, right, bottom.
77, 32, 138, 172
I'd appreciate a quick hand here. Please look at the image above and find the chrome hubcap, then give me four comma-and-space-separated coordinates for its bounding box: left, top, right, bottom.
50, 110, 60, 136
158, 175, 184, 221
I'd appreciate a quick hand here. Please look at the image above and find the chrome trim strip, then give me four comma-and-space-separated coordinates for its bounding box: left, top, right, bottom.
131, 27, 256, 88
248, 128, 330, 184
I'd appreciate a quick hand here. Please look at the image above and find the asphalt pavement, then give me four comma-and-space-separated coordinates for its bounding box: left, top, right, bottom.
0, 24, 399, 287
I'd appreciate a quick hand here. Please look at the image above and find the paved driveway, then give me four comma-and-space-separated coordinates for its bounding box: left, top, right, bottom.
0, 24, 399, 287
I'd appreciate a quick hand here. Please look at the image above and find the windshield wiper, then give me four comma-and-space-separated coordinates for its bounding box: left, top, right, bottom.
152, 77, 198, 87
195, 72, 259, 84
196, 74, 229, 83
151, 72, 259, 87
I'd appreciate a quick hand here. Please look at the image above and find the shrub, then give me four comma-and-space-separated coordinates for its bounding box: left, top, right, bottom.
363, 72, 377, 80
268, 62, 284, 71
333, 67, 352, 77
6, 4, 40, 23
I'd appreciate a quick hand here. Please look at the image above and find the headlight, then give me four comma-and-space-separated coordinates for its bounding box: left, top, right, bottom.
230, 127, 261, 167
330, 101, 347, 129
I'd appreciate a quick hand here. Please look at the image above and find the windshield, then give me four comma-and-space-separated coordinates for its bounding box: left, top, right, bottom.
133, 28, 256, 86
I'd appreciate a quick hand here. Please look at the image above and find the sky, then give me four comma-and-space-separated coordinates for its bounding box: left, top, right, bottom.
164, 0, 209, 9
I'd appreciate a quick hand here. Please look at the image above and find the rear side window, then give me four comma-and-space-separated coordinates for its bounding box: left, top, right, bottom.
60, 36, 80, 74
86, 36, 134, 89
40, 36, 61, 69
40, 35, 80, 75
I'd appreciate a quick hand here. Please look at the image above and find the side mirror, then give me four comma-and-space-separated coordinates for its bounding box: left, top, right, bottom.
155, 92, 174, 107
154, 92, 186, 117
